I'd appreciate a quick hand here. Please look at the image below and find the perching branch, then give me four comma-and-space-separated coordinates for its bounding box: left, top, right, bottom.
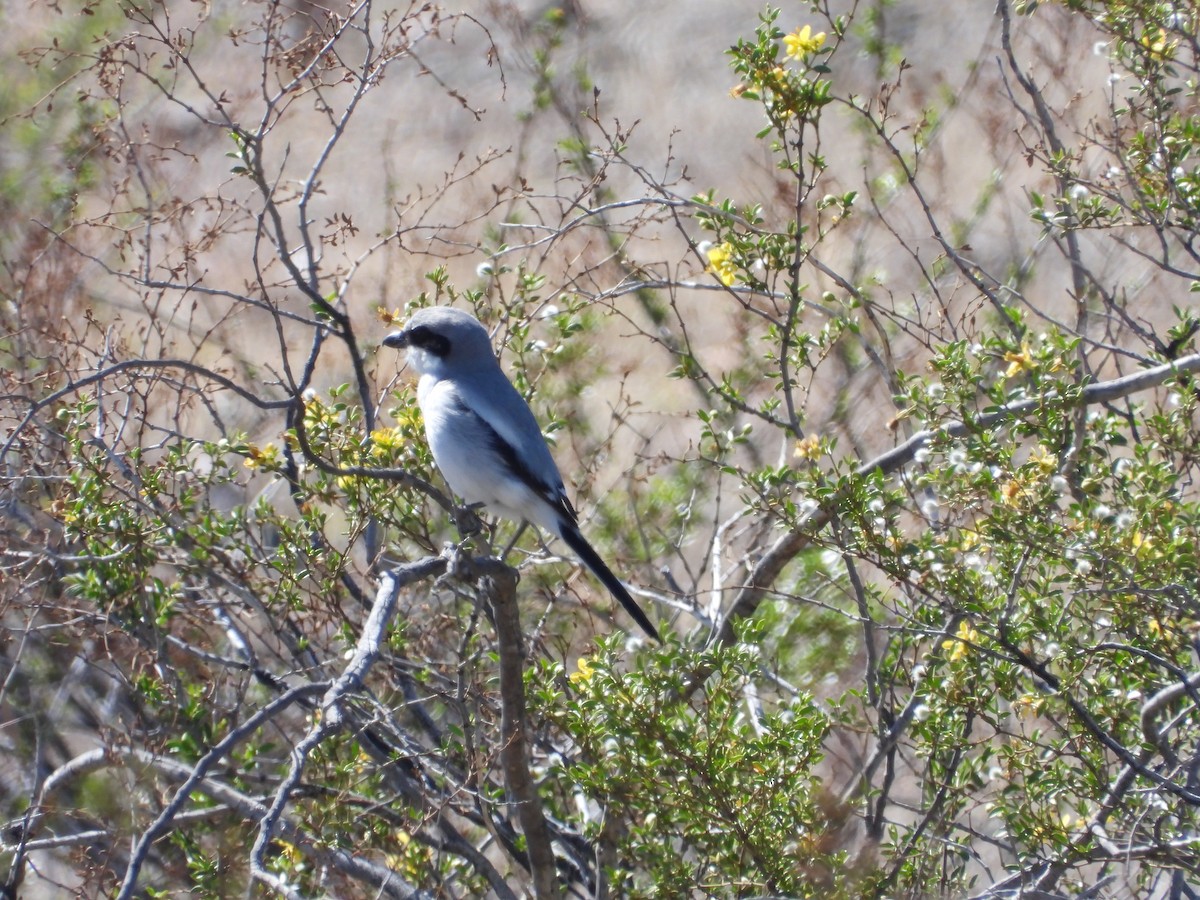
472, 555, 561, 900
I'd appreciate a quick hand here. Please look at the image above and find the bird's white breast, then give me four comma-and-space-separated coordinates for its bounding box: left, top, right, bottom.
417, 374, 562, 534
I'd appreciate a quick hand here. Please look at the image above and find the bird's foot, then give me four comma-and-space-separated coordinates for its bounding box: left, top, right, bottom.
441, 539, 514, 584
442, 541, 471, 580
452, 502, 486, 538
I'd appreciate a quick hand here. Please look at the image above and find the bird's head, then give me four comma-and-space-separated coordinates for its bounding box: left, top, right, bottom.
383, 307, 497, 378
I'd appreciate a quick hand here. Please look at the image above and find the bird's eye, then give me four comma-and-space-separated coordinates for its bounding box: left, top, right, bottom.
408, 325, 451, 357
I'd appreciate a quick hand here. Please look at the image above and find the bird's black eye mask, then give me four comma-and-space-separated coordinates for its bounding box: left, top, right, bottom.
393, 324, 450, 357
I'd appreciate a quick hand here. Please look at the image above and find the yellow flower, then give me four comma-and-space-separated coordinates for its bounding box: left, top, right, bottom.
1141, 27, 1176, 61
1001, 478, 1030, 506
1061, 810, 1088, 831
1027, 444, 1056, 474
1131, 530, 1162, 559
275, 839, 304, 866
1003, 342, 1035, 378
244, 442, 281, 470
942, 619, 978, 663
794, 434, 821, 460
959, 530, 983, 552
784, 24, 826, 60
706, 242, 738, 286
370, 426, 405, 458
1012, 693, 1042, 718
569, 656, 597, 685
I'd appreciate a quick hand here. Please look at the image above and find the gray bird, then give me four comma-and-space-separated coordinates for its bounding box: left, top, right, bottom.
383, 307, 661, 642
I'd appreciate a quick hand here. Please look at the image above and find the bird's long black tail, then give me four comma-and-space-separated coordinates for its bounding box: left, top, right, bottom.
559, 522, 662, 642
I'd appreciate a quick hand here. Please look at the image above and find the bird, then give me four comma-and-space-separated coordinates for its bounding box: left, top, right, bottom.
383, 307, 662, 642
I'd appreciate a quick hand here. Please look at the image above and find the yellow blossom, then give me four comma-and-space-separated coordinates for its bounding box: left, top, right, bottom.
569, 656, 597, 685
1003, 342, 1035, 378
1012, 693, 1042, 718
706, 242, 738, 287
794, 434, 821, 460
784, 24, 826, 60
942, 619, 978, 663
1141, 27, 1177, 60
1061, 810, 1088, 831
959, 530, 983, 552
384, 831, 431, 879
1001, 477, 1030, 506
1027, 444, 1056, 474
370, 426, 405, 458
275, 840, 304, 866
244, 442, 281, 470
1131, 530, 1161, 558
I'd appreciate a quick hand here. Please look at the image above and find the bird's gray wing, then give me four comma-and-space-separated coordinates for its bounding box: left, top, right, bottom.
449, 375, 661, 641
455, 370, 569, 505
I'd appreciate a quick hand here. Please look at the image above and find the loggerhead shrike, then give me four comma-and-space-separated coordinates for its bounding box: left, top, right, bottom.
383, 307, 661, 642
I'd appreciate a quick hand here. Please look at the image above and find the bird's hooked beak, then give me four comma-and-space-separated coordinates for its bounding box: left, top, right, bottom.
382, 329, 410, 349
